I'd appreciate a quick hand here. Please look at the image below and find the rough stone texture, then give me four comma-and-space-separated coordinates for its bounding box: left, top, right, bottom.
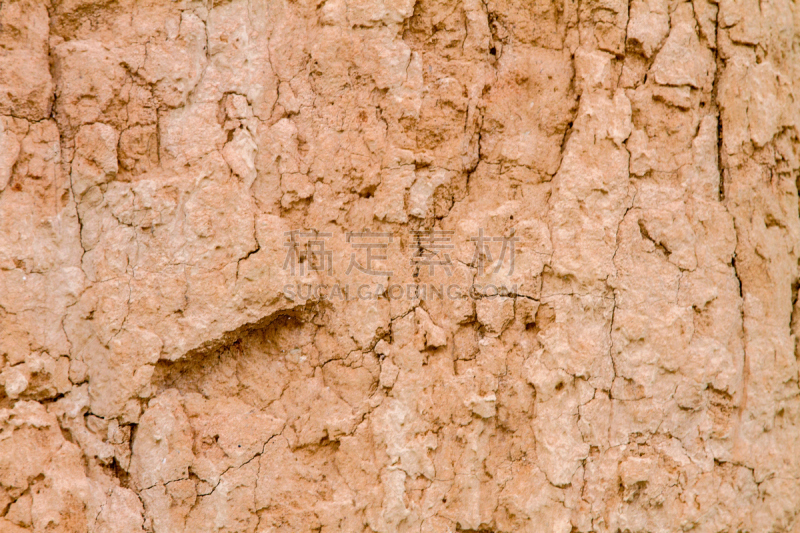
0, 0, 799, 531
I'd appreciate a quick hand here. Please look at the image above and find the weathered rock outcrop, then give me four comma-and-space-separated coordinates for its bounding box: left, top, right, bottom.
1, 0, 799, 531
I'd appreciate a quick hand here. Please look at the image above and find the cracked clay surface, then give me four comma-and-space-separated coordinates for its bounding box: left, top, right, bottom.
0, 0, 800, 531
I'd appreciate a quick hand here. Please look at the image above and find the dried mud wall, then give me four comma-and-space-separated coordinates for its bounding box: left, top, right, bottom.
1, 0, 800, 531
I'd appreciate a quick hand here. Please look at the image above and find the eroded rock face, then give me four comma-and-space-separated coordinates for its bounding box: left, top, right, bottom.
0, 0, 799, 531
